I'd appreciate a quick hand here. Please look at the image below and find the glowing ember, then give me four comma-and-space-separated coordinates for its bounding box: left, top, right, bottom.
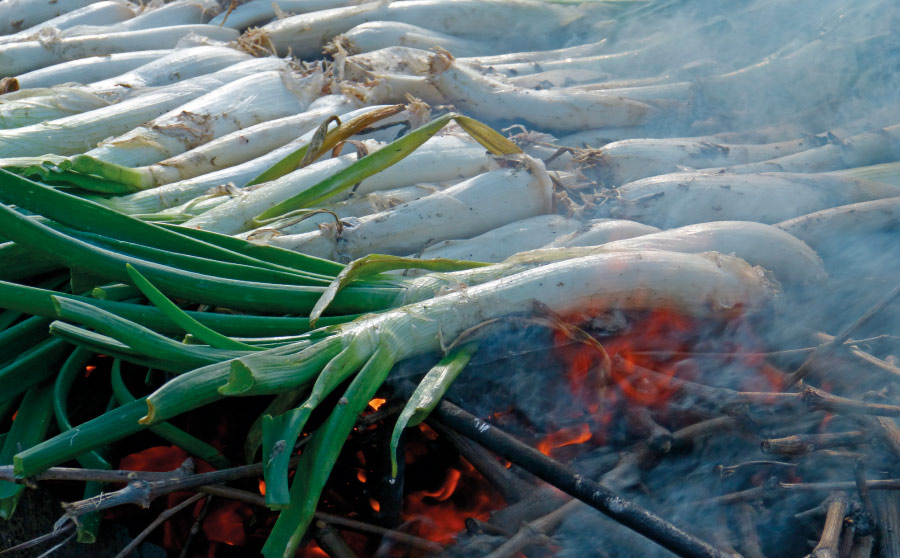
369, 498, 381, 512
368, 397, 387, 411
357, 469, 367, 483
202, 500, 252, 546
258, 479, 266, 495
300, 541, 329, 557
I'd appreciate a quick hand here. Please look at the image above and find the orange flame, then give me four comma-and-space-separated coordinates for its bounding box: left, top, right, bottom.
368, 397, 387, 411
421, 468, 461, 501
403, 458, 504, 545
536, 423, 593, 457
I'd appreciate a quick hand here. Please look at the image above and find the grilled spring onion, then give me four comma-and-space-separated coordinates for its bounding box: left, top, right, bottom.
0, 57, 287, 158
241, 183, 450, 238
341, 20, 492, 57
413, 215, 583, 263
12, 250, 780, 557
182, 132, 495, 234
427, 50, 662, 132
0, 0, 97, 35
75, 69, 324, 169
209, 0, 356, 29
601, 171, 900, 228
94, 103, 410, 213
85, 96, 355, 192
13, 50, 170, 90
1, 46, 252, 129
0, 1, 135, 46
261, 0, 582, 59
0, 24, 240, 77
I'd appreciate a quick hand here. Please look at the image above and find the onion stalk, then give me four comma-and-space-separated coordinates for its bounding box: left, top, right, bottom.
267, 159, 553, 261
0, 57, 288, 158
13, 50, 170, 90
0, 24, 240, 77
0, 1, 136, 46
0, 0, 97, 35
75, 69, 324, 169
1, 46, 252, 128
182, 131, 498, 234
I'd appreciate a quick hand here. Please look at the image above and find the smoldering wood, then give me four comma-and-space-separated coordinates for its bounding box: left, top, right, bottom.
432, 399, 738, 558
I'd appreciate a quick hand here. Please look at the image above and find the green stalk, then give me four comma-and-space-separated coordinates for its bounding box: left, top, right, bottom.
0, 338, 72, 406
248, 105, 405, 186
125, 264, 261, 351
53, 347, 112, 543
58, 225, 334, 286
262, 344, 395, 558
142, 338, 343, 425
0, 315, 51, 363
52, 297, 248, 369
1, 381, 55, 518
110, 360, 231, 469
53, 347, 113, 471
262, 339, 370, 507
15, 399, 149, 478
158, 224, 345, 277
244, 388, 309, 463
0, 202, 402, 314
49, 322, 194, 372
389, 343, 478, 476
310, 254, 490, 325
0, 241, 63, 281
0, 280, 357, 337
252, 113, 522, 224
0, 169, 330, 276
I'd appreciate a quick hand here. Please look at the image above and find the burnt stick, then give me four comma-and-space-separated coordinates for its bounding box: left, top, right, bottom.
804, 492, 848, 558
314, 520, 361, 558
432, 400, 741, 558
760, 431, 870, 457
483, 499, 578, 558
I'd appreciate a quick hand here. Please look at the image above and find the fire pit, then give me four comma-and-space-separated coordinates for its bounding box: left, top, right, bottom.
1, 0, 900, 557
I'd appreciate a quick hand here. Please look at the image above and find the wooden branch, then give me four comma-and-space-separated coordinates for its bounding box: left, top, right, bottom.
113, 493, 205, 558
432, 400, 740, 558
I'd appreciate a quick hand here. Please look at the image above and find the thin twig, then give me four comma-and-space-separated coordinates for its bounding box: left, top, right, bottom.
0, 520, 74, 556
814, 332, 900, 382
61, 457, 299, 517
177, 495, 212, 558
617, 357, 900, 418
114, 493, 205, 558
196, 485, 443, 554
700, 479, 900, 506
785, 283, 900, 388
484, 499, 576, 558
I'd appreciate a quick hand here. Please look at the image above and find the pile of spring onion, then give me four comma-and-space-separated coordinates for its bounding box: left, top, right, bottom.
1, 0, 900, 556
